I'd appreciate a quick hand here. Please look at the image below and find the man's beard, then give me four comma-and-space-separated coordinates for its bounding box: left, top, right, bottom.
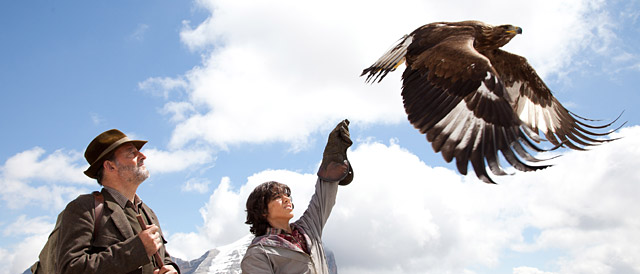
116, 160, 150, 184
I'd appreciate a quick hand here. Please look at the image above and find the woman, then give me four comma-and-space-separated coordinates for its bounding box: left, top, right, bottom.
241, 120, 353, 273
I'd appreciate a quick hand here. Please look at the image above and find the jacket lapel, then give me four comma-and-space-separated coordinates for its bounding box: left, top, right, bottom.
104, 199, 135, 239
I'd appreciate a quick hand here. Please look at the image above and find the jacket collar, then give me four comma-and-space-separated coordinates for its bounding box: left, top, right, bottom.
103, 186, 143, 209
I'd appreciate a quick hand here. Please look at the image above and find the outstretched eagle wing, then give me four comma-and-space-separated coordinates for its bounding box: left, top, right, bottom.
362, 21, 623, 184
402, 33, 550, 184
489, 49, 622, 150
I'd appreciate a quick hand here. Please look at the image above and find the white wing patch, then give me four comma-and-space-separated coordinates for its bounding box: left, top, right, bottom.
505, 81, 522, 105
477, 73, 500, 101
514, 92, 557, 134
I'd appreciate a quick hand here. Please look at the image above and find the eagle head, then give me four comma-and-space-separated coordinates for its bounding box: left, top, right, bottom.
477, 24, 522, 51
502, 25, 523, 35
496, 24, 522, 44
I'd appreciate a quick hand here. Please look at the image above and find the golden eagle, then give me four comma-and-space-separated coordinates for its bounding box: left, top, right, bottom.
361, 20, 622, 184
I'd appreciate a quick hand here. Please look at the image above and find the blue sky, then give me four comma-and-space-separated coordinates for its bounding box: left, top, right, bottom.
1, 0, 640, 273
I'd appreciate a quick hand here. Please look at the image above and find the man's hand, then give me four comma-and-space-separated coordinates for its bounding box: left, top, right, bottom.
139, 224, 162, 256
154, 264, 178, 274
317, 119, 354, 185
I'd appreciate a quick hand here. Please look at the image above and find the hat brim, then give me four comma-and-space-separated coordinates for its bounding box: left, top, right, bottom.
84, 139, 147, 179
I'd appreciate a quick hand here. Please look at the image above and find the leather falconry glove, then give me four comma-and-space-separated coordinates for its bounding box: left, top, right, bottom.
317, 119, 354, 185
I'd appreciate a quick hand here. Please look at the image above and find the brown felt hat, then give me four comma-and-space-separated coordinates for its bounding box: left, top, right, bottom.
84, 129, 147, 179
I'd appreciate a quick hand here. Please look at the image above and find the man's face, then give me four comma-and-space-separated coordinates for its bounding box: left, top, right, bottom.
267, 193, 294, 222
112, 143, 149, 184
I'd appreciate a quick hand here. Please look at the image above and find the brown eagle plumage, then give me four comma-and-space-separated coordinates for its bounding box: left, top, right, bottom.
361, 20, 622, 184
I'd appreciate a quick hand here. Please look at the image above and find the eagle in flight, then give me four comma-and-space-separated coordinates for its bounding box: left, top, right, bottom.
361, 20, 622, 184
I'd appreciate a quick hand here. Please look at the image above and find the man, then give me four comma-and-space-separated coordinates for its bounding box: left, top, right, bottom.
241, 119, 353, 273
56, 129, 179, 274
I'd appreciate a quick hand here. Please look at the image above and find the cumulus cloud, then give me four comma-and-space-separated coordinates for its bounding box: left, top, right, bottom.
181, 177, 212, 193
170, 126, 640, 273
1, 147, 88, 184
327, 126, 640, 273
0, 142, 216, 211
3, 233, 51, 274
161, 101, 197, 123
3, 215, 54, 237
143, 0, 619, 152
0, 147, 92, 210
143, 147, 216, 174
138, 76, 189, 100
1, 215, 55, 274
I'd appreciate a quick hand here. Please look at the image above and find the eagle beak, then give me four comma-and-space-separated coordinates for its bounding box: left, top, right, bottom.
507, 26, 523, 35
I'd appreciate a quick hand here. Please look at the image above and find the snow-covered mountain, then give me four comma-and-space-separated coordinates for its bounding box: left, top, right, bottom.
174, 234, 252, 274
174, 233, 338, 274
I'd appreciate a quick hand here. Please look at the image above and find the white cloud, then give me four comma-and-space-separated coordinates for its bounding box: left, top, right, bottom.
0, 215, 54, 274
181, 177, 212, 193
514, 267, 556, 274
164, 231, 212, 262
143, 147, 216, 174
138, 76, 189, 99
161, 101, 197, 123
146, 0, 620, 152
169, 126, 640, 273
6, 233, 50, 274
130, 23, 149, 41
1, 147, 88, 183
325, 141, 509, 273
0, 144, 215, 211
336, 127, 640, 273
3, 215, 55, 237
0, 147, 92, 210
90, 112, 105, 125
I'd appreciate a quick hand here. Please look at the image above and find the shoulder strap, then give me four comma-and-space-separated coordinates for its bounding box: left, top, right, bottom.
92, 191, 104, 240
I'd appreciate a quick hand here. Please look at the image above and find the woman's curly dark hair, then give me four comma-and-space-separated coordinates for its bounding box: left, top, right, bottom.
245, 181, 292, 236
